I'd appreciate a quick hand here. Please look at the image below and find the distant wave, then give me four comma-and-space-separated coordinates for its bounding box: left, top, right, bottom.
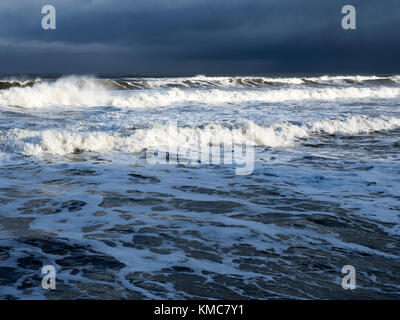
3, 116, 400, 157
104, 75, 400, 89
1, 76, 400, 109
1, 75, 400, 92
0, 80, 39, 90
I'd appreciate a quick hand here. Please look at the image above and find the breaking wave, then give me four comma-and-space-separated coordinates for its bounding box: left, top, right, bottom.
1, 76, 400, 109
2, 116, 400, 157
0, 79, 40, 90
105, 75, 400, 89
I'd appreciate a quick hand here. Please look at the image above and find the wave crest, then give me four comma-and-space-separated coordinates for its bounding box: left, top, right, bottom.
2, 116, 400, 157
1, 76, 400, 109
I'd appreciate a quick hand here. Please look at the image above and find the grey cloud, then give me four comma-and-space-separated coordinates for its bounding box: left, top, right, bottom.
0, 0, 399, 74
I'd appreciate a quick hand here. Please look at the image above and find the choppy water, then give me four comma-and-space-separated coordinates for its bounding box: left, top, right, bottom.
0, 74, 399, 299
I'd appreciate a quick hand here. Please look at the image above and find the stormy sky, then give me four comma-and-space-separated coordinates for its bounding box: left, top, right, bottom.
0, 0, 399, 74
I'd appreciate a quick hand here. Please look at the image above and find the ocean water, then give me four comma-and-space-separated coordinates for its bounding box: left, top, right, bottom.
0, 74, 399, 299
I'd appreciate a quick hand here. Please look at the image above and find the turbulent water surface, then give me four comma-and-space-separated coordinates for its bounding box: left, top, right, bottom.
0, 74, 399, 299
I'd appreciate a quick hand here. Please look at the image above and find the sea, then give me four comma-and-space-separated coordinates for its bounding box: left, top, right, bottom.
0, 74, 399, 299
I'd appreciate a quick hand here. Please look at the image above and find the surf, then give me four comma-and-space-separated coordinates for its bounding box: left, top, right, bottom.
1, 75, 400, 110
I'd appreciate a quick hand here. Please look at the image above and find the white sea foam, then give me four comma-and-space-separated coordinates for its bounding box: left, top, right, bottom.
3, 116, 400, 157
1, 76, 400, 109
308, 116, 400, 134
0, 79, 41, 85
307, 75, 386, 82
0, 76, 109, 108
131, 75, 305, 87
126, 75, 400, 87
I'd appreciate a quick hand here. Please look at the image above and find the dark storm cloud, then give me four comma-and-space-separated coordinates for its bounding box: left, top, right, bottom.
0, 0, 399, 74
